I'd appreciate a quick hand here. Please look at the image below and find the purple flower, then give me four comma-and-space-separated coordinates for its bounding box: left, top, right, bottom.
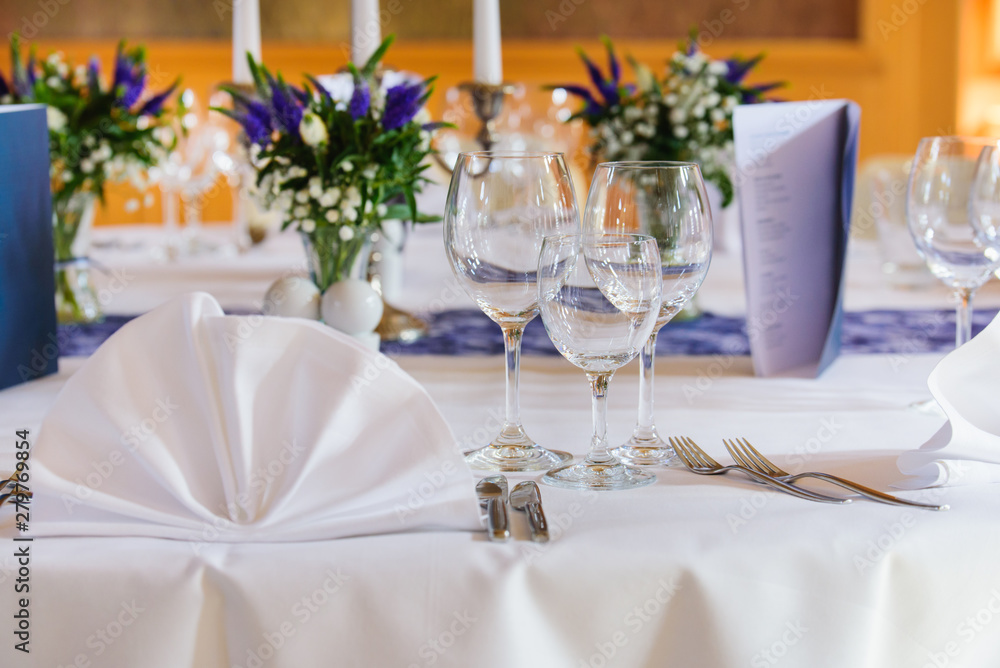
382, 81, 423, 130
578, 50, 619, 108
556, 84, 601, 117
741, 82, 782, 104
138, 80, 177, 116
112, 48, 146, 109
87, 56, 101, 92
237, 99, 274, 145
724, 55, 763, 85
349, 80, 370, 119
267, 78, 304, 140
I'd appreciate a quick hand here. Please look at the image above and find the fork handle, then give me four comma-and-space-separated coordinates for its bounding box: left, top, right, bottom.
732, 467, 849, 504
786, 473, 948, 511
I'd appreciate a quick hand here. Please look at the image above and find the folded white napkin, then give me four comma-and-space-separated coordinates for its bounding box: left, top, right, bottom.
32, 292, 481, 540
896, 310, 1000, 488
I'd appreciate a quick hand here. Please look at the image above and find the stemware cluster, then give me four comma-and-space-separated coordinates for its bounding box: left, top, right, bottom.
444, 152, 713, 491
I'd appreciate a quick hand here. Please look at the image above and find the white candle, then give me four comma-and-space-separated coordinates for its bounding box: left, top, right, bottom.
473, 0, 503, 85
352, 0, 382, 65
232, 0, 262, 85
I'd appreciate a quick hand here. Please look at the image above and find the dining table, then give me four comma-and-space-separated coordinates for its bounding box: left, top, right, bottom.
3, 210, 1000, 667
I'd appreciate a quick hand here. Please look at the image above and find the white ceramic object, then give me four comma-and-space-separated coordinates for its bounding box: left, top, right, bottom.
263, 276, 321, 320
322, 278, 384, 338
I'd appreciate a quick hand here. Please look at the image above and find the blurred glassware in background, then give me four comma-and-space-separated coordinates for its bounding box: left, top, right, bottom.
856, 156, 936, 289
152, 89, 242, 259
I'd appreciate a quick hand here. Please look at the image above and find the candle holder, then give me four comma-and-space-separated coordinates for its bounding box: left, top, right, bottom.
458, 81, 518, 151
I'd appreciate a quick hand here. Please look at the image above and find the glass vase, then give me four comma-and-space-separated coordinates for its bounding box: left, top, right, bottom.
52, 193, 101, 324
301, 226, 373, 291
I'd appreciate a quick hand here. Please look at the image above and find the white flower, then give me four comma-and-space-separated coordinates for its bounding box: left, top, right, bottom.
61, 170, 73, 182
620, 131, 634, 146
723, 96, 738, 111
46, 106, 67, 132
341, 161, 354, 173
300, 219, 316, 233
644, 104, 659, 120
696, 122, 709, 136
288, 165, 308, 179
673, 125, 689, 139
624, 106, 642, 122
293, 205, 308, 218
362, 165, 377, 180
635, 123, 655, 138
414, 107, 432, 125
46, 52, 61, 66
339, 226, 355, 241
46, 76, 61, 89
705, 76, 718, 89
710, 108, 726, 123
298, 112, 329, 147
325, 209, 340, 223
664, 94, 678, 107
418, 130, 431, 152
669, 108, 686, 125
295, 190, 309, 204
345, 186, 361, 206
308, 183, 323, 198
376, 203, 387, 217
72, 65, 87, 87
343, 207, 358, 222
708, 61, 729, 76
80, 159, 94, 174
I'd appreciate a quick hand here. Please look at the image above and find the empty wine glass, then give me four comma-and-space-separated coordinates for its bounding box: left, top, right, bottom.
538, 233, 662, 490
444, 152, 580, 471
907, 137, 1000, 349
584, 161, 712, 466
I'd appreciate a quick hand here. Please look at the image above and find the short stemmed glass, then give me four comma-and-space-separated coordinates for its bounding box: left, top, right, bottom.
907, 137, 1000, 349
585, 162, 712, 466
538, 234, 663, 491
444, 152, 580, 471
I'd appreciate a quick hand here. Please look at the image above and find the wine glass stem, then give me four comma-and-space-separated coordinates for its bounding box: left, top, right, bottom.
586, 372, 615, 465
955, 287, 975, 348
501, 324, 526, 434
635, 330, 659, 437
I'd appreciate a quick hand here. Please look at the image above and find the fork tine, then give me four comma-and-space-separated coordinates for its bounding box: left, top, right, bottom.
682, 436, 722, 468
668, 437, 698, 469
723, 439, 758, 470
737, 438, 787, 476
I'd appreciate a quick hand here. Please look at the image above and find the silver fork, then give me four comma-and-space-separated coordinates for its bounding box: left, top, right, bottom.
724, 438, 948, 511
668, 437, 849, 504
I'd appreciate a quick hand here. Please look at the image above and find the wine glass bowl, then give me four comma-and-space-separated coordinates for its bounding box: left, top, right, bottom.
444, 151, 580, 471
907, 137, 1000, 348
584, 161, 713, 466
538, 233, 662, 491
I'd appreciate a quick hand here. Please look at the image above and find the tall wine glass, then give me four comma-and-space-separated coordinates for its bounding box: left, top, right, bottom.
584, 161, 712, 466
907, 137, 1000, 349
444, 152, 580, 471
538, 233, 662, 490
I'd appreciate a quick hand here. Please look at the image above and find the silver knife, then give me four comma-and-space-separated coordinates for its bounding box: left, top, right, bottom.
510, 481, 549, 543
476, 475, 509, 542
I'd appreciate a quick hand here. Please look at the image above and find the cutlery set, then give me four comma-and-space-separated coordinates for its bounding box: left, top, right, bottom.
475, 475, 549, 543
669, 437, 948, 511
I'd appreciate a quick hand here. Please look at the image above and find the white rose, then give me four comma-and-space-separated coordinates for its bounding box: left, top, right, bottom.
362, 166, 377, 180
295, 190, 309, 203
669, 108, 686, 125
325, 209, 340, 223
343, 207, 358, 222
339, 226, 355, 241
673, 125, 689, 139
46, 106, 67, 132
309, 183, 323, 198
298, 112, 329, 147
293, 205, 308, 218
300, 219, 316, 233
80, 159, 94, 174
710, 108, 726, 123
708, 61, 728, 76
341, 161, 354, 173
376, 203, 387, 217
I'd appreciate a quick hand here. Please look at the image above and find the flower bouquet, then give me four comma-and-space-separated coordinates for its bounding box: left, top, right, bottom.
219, 36, 442, 297
1, 36, 177, 323
554, 34, 781, 208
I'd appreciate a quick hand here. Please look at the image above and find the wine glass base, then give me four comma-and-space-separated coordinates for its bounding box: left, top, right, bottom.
541, 459, 656, 491
612, 443, 681, 467
463, 444, 572, 472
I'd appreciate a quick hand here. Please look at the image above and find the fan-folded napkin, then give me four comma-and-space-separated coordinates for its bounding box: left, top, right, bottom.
896, 309, 1000, 488
31, 292, 482, 540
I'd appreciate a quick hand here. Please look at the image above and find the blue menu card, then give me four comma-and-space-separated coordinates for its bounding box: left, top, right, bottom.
733, 99, 860, 378
0, 104, 57, 390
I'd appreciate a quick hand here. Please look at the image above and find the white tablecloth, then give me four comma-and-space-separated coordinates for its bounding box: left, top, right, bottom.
4, 222, 1000, 666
